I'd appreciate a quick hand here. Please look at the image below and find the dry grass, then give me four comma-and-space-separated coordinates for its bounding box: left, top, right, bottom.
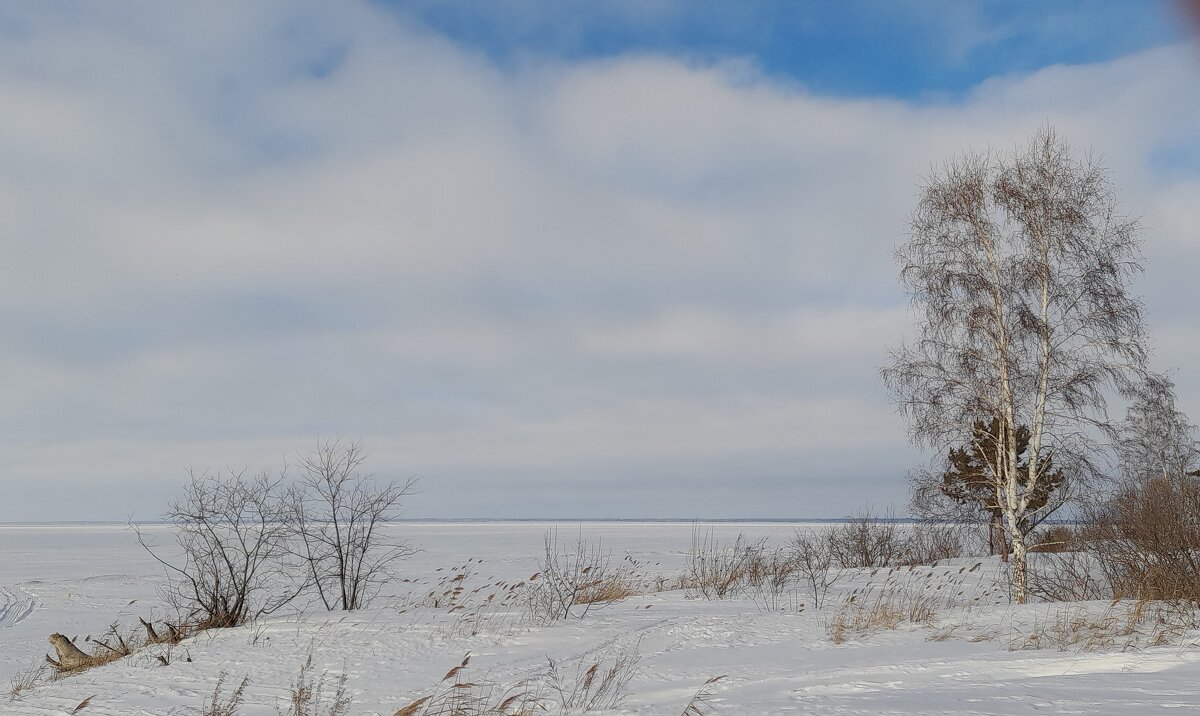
545, 641, 640, 713
680, 675, 726, 716
404, 558, 531, 638
1010, 598, 1200, 652
8, 661, 49, 701
575, 573, 643, 605
277, 651, 351, 716
392, 654, 540, 716
825, 561, 989, 644
393, 644, 644, 716
203, 671, 250, 716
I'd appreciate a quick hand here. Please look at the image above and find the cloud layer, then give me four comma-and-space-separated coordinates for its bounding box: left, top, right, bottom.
1, 2, 1198, 520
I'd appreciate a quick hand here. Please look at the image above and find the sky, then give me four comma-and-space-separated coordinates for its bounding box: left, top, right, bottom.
2, 1, 1199, 522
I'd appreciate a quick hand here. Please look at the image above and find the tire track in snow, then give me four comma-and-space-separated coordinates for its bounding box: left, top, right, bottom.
0, 585, 40, 628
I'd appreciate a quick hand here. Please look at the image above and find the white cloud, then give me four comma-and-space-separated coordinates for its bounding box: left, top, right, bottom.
1, 3, 1197, 520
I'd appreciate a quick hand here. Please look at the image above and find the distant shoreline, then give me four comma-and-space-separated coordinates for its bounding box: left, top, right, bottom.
0, 517, 912, 526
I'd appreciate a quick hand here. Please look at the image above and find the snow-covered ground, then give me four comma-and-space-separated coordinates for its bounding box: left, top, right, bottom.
3, 522, 1200, 715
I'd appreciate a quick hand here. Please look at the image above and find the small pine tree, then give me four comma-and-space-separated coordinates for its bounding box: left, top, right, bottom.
941, 418, 1065, 560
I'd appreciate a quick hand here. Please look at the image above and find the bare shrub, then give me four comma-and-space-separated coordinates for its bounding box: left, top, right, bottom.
1028, 549, 1108, 602
1089, 476, 1200, 600
204, 672, 250, 716
687, 528, 763, 599
136, 468, 299, 629
827, 509, 906, 569
277, 652, 351, 716
289, 439, 417, 611
744, 545, 799, 611
1029, 524, 1076, 553
900, 522, 967, 566
527, 530, 640, 622
790, 529, 841, 609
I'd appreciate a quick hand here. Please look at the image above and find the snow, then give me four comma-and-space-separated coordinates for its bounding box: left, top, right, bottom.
3, 522, 1200, 715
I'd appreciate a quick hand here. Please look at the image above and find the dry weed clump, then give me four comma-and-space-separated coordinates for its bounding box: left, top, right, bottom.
527, 530, 646, 622
574, 555, 651, 606
826, 588, 938, 643
686, 528, 767, 600
9, 616, 194, 702
825, 566, 984, 644
45, 625, 142, 675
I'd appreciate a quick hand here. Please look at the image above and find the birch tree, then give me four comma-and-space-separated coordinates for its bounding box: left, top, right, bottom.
882, 127, 1148, 603
1118, 373, 1200, 485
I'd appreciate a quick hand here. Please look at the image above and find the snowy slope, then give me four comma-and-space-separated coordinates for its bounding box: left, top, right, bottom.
3, 523, 1200, 715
